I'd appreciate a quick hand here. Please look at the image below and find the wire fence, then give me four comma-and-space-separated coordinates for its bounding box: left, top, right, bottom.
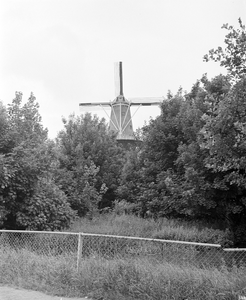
1, 230, 246, 270
1, 230, 246, 298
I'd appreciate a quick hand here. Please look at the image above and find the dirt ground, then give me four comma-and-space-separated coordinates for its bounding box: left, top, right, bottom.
0, 286, 91, 300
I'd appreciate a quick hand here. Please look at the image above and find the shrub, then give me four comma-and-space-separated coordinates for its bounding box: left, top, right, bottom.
16, 178, 76, 231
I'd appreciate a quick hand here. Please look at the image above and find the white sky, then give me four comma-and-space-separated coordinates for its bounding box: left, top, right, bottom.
0, 0, 245, 138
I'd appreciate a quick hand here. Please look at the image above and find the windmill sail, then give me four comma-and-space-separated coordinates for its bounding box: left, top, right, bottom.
114, 61, 123, 97
80, 102, 111, 106
129, 97, 163, 105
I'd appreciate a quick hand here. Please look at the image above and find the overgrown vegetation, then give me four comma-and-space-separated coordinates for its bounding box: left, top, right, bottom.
70, 213, 232, 246
0, 248, 246, 300
116, 19, 246, 246
0, 19, 246, 249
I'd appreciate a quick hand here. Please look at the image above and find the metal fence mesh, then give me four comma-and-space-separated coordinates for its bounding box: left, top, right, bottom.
1, 230, 246, 266
0, 231, 78, 257
81, 234, 216, 267
1, 230, 246, 299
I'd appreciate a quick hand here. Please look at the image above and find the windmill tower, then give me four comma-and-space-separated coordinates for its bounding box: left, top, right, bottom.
79, 62, 163, 142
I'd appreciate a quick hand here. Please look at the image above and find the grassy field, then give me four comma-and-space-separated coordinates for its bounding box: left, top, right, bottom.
0, 247, 246, 300
69, 213, 232, 246
0, 213, 245, 299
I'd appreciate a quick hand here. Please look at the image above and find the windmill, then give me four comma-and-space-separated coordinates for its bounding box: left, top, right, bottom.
79, 62, 163, 142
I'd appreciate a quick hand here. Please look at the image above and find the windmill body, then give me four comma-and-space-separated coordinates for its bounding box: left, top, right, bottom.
79, 62, 163, 142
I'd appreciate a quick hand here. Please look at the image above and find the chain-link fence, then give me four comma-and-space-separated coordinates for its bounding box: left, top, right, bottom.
0, 230, 79, 256
1, 230, 246, 269
0, 230, 246, 268
1, 230, 246, 298
79, 233, 223, 268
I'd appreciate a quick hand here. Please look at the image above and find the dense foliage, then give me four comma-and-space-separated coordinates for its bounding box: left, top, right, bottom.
0, 19, 245, 246
0, 98, 125, 229
0, 92, 75, 230
116, 19, 246, 246
55, 113, 125, 216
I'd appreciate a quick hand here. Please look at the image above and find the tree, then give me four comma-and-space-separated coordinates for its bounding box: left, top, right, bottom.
141, 94, 185, 173
200, 20, 246, 245
0, 102, 8, 152
4, 92, 48, 152
204, 18, 246, 81
116, 92, 188, 218
172, 76, 231, 221
114, 20, 246, 246
198, 78, 246, 245
0, 93, 75, 230
116, 148, 143, 205
56, 113, 125, 217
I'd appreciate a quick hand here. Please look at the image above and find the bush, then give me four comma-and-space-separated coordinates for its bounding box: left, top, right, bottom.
16, 178, 77, 231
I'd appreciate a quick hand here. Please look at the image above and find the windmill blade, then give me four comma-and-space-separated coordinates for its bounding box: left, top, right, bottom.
79, 102, 111, 113
79, 102, 111, 120
129, 97, 164, 106
114, 62, 123, 97
79, 102, 111, 107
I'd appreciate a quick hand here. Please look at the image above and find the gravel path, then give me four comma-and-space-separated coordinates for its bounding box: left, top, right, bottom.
0, 286, 90, 300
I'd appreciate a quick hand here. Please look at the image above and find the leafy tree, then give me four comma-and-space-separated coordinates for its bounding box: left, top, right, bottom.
198, 78, 246, 245
2, 92, 48, 153
117, 74, 244, 232
173, 76, 231, 221
112, 20, 246, 247
56, 113, 125, 216
204, 18, 246, 81
0, 93, 75, 230
117, 92, 188, 217
136, 86, 211, 219
199, 19, 246, 245
15, 177, 75, 231
0, 102, 8, 152
116, 148, 143, 205
141, 94, 185, 173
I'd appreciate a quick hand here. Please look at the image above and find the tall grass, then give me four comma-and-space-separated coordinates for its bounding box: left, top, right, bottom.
0, 248, 245, 299
0, 214, 239, 299
69, 213, 232, 246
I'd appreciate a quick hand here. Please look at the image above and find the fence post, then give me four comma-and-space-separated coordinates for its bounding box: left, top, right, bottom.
77, 233, 83, 272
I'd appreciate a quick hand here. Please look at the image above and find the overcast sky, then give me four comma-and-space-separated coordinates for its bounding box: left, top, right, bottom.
0, 0, 245, 138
